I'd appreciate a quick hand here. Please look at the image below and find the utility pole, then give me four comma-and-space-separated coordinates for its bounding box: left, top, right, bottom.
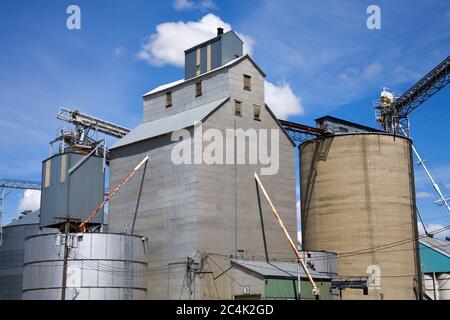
56, 217, 80, 300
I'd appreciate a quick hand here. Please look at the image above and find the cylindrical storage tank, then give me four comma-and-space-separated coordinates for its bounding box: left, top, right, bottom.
300, 133, 420, 300
438, 273, 450, 300
423, 274, 439, 300
22, 233, 148, 300
299, 251, 337, 278
0, 211, 42, 300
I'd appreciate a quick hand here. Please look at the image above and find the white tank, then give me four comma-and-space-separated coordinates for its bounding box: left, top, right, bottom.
380, 88, 394, 105
438, 273, 450, 300
423, 274, 439, 299
22, 232, 148, 300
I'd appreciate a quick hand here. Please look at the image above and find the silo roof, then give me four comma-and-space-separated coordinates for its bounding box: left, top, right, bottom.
111, 97, 229, 150
5, 209, 40, 227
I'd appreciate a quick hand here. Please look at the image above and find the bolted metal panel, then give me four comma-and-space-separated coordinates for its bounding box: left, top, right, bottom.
39, 152, 104, 228
438, 273, 450, 300
0, 224, 40, 300
22, 233, 148, 300
184, 30, 243, 80
220, 31, 243, 65
300, 133, 420, 300
0, 210, 56, 300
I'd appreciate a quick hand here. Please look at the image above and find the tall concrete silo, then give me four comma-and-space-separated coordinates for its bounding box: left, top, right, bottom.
300, 133, 421, 300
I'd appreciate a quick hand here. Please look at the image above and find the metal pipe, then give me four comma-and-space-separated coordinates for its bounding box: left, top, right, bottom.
68, 140, 105, 175
79, 155, 149, 232
399, 124, 450, 213
254, 173, 319, 297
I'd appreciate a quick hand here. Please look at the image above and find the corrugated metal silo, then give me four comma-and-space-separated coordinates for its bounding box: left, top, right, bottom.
39, 152, 104, 228
0, 210, 56, 300
22, 233, 148, 300
438, 273, 450, 300
300, 133, 421, 300
0, 211, 41, 300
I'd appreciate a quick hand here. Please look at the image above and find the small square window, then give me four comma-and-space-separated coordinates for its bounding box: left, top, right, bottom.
243, 74, 252, 91
165, 92, 172, 108
234, 100, 242, 116
195, 81, 202, 97
253, 105, 261, 121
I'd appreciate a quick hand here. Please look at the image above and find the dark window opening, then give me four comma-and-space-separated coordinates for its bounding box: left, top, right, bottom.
243, 74, 252, 91
253, 105, 261, 121
195, 81, 202, 97
235, 100, 242, 116
165, 92, 172, 107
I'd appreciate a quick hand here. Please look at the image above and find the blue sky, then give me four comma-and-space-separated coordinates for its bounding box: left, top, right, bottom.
0, 0, 449, 237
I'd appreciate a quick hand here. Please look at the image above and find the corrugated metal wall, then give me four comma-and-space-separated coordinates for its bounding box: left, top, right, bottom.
40, 152, 104, 227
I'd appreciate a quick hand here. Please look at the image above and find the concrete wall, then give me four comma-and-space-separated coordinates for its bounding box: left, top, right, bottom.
109, 57, 296, 300
300, 134, 420, 300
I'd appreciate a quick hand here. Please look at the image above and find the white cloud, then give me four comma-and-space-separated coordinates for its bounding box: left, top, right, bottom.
173, 0, 217, 11
362, 62, 383, 78
416, 191, 433, 199
17, 189, 41, 214
265, 81, 304, 120
114, 47, 126, 57
138, 14, 253, 67
338, 62, 382, 81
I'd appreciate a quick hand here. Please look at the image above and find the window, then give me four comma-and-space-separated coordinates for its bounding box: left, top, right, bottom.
206, 44, 212, 72
44, 160, 51, 188
253, 105, 261, 121
60, 155, 66, 183
195, 81, 202, 97
243, 74, 252, 91
234, 100, 242, 116
165, 92, 172, 107
196, 48, 201, 76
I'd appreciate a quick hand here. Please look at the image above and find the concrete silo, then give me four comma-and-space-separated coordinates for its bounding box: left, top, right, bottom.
300, 133, 421, 300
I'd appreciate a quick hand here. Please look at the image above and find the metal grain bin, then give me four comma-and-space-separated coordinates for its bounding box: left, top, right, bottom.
0, 211, 47, 300
22, 233, 147, 300
39, 152, 104, 228
300, 133, 421, 300
438, 273, 450, 300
